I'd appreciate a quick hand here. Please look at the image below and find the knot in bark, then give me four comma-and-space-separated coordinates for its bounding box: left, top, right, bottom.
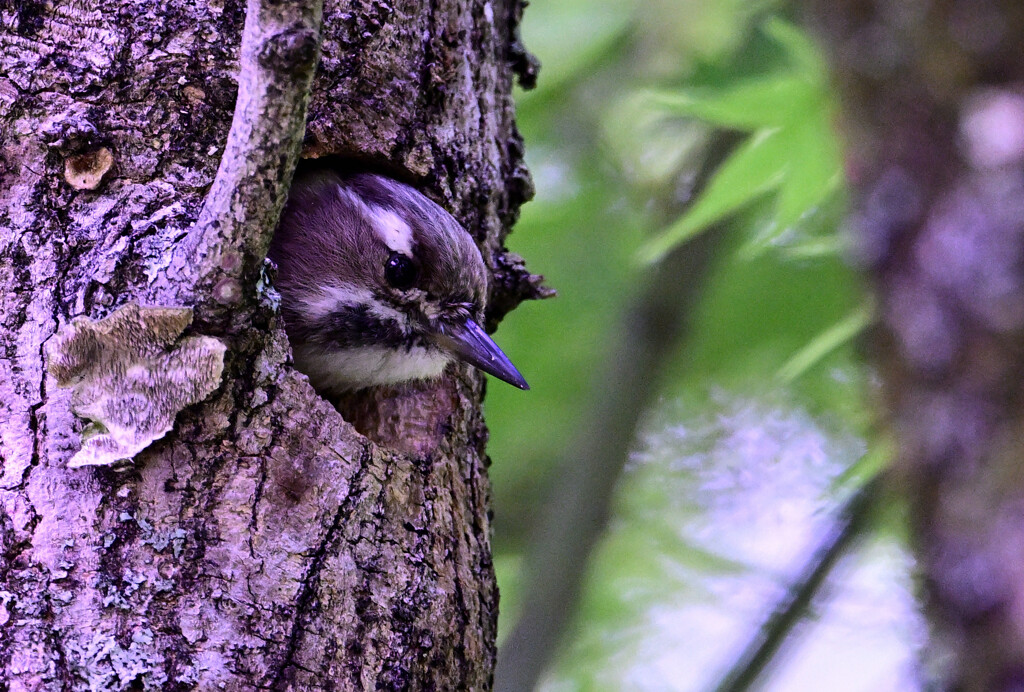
259, 25, 319, 76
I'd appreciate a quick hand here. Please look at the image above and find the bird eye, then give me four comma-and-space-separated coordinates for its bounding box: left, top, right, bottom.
384, 251, 418, 290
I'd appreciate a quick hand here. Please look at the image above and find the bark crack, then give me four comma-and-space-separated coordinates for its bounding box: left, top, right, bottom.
269, 443, 371, 690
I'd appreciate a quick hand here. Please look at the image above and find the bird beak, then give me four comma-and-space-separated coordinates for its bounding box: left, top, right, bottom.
431, 317, 529, 390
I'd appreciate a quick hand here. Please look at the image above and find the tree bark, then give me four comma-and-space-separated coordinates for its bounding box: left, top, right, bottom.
0, 0, 541, 689
805, 2, 1024, 688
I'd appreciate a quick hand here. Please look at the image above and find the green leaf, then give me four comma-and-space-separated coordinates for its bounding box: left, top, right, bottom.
833, 434, 895, 489
638, 17, 842, 264
737, 117, 842, 257
602, 91, 710, 188
646, 75, 815, 131
779, 234, 846, 260
763, 16, 827, 83
781, 135, 837, 224
777, 303, 873, 383
638, 128, 788, 263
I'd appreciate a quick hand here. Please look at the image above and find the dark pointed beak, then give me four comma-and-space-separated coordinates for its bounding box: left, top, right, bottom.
431, 317, 529, 390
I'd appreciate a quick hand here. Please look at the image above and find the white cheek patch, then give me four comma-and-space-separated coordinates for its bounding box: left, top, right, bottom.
369, 206, 415, 256
293, 343, 451, 392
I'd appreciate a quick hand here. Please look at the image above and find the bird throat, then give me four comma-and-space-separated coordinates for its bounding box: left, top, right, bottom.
291, 341, 451, 394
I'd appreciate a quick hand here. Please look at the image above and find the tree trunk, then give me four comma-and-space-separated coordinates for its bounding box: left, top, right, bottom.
0, 0, 541, 689
805, 2, 1024, 688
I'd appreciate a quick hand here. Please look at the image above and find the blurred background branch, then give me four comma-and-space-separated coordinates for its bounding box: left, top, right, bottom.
711, 477, 881, 692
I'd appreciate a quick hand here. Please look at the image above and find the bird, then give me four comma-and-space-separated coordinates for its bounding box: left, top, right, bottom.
268, 167, 529, 394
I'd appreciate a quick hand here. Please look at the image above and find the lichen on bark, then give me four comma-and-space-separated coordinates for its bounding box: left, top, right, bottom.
47, 303, 227, 468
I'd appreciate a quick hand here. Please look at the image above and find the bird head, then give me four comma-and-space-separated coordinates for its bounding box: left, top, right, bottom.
268, 169, 528, 394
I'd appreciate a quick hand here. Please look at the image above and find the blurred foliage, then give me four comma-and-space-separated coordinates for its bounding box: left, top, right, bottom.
485, 0, 920, 690
638, 18, 843, 263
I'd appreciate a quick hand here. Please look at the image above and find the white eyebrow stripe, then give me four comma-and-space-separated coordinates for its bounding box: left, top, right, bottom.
336, 184, 370, 212
368, 206, 415, 256
333, 182, 416, 256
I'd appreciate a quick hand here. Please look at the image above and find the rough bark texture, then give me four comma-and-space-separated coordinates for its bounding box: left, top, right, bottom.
806, 2, 1024, 689
0, 0, 541, 689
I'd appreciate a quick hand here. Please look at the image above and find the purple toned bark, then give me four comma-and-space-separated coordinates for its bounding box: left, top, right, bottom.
807, 2, 1024, 687
0, 0, 541, 688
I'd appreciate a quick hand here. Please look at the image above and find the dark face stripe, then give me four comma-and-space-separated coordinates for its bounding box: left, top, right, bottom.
300, 304, 421, 351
